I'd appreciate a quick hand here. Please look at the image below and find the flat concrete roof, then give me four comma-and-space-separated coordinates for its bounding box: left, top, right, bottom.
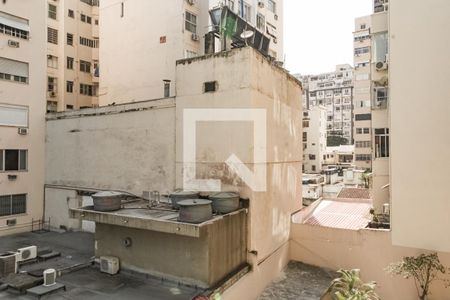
70, 200, 247, 238
258, 261, 337, 300
0, 231, 202, 300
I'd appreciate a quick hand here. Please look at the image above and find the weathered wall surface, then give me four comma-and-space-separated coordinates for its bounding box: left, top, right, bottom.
95, 210, 247, 288
290, 224, 450, 300
45, 99, 176, 195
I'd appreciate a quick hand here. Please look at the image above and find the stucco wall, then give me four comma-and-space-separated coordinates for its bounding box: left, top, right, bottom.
45, 99, 176, 195
290, 224, 450, 300
390, 0, 450, 251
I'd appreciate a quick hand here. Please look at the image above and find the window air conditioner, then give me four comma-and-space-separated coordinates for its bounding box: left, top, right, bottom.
274, 14, 278, 20
18, 128, 28, 135
191, 33, 200, 41
8, 40, 20, 48
48, 91, 57, 98
16, 246, 37, 262
100, 256, 120, 275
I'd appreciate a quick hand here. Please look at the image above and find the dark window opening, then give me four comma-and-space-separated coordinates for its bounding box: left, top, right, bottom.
204, 81, 217, 93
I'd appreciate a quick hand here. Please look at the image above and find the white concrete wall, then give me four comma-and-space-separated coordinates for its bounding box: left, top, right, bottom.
0, 1, 47, 235
303, 106, 327, 173
390, 0, 450, 252
45, 99, 177, 196
175, 47, 302, 269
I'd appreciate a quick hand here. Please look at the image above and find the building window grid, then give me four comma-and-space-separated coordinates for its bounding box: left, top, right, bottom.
66, 81, 74, 93
48, 4, 57, 20
0, 149, 27, 172
185, 11, 197, 34
0, 23, 29, 40
47, 27, 58, 44
80, 60, 91, 73
67, 57, 74, 69
375, 128, 389, 158
0, 194, 27, 217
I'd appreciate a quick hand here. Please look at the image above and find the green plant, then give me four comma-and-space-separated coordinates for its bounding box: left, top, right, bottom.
329, 269, 380, 300
387, 253, 449, 300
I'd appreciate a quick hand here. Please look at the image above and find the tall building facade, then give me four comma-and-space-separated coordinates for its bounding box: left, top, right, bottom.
99, 0, 283, 105
297, 64, 354, 144
353, 1, 389, 209
302, 106, 327, 173
0, 1, 47, 235
46, 0, 99, 112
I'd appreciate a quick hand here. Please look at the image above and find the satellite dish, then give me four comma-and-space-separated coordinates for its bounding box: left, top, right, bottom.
240, 30, 254, 39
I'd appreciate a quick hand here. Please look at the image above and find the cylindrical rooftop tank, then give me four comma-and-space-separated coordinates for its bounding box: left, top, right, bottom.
92, 191, 123, 212
177, 199, 213, 224
169, 191, 200, 209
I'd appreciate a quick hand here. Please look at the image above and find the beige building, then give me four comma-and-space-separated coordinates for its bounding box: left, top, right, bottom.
302, 106, 327, 173
0, 1, 47, 235
297, 65, 354, 144
46, 0, 99, 112
99, 0, 283, 105
353, 3, 389, 210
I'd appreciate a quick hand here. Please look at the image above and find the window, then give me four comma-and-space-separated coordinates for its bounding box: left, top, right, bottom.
303, 120, 309, 128
47, 27, 58, 44
1, 149, 27, 171
163, 80, 170, 97
0, 104, 28, 127
303, 132, 307, 142
79, 36, 99, 48
80, 60, 91, 73
0, 11, 30, 40
358, 100, 371, 108
375, 128, 389, 158
185, 50, 197, 59
309, 155, 316, 160
356, 141, 371, 148
68, 9, 74, 18
87, 16, 92, 24
47, 101, 57, 113
80, 14, 86, 22
66, 105, 74, 110
0, 194, 27, 217
47, 55, 58, 69
312, 165, 316, 172
238, 1, 252, 22
354, 47, 369, 55
256, 13, 265, 31
48, 4, 57, 20
374, 87, 388, 107
80, 83, 95, 96
185, 11, 197, 33
355, 154, 371, 161
67, 33, 73, 45
356, 128, 370, 134
67, 57, 74, 69
0, 57, 29, 84
66, 81, 74, 93
355, 113, 371, 121
48, 77, 57, 93
268, 0, 276, 13
373, 32, 388, 62
80, 0, 99, 6
204, 81, 217, 93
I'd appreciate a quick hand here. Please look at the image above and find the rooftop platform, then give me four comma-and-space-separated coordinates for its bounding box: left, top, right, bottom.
69, 200, 247, 238
0, 231, 202, 300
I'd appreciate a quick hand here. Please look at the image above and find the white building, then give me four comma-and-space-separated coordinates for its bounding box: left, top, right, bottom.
46, 0, 100, 112
297, 64, 354, 143
99, 0, 283, 105
302, 106, 327, 173
0, 1, 47, 235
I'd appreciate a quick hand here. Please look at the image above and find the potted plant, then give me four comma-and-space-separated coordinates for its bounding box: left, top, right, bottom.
322, 269, 380, 300
387, 253, 449, 300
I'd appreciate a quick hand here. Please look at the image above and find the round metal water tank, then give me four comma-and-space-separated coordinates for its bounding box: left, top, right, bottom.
92, 191, 123, 212
209, 192, 240, 214
178, 199, 213, 224
169, 191, 200, 209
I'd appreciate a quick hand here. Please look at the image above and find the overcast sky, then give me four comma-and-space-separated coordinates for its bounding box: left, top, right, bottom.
283, 0, 373, 75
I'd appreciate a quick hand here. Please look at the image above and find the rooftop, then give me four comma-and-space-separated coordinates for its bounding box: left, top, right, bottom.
258, 261, 336, 300
0, 231, 202, 299
338, 188, 371, 200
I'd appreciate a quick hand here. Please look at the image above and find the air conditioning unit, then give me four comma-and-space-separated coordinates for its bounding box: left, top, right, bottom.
274, 14, 278, 20
8, 40, 20, 48
18, 128, 28, 135
191, 33, 200, 41
273, 38, 277, 44
0, 252, 18, 277
43, 269, 57, 286
48, 91, 57, 98
16, 246, 37, 262
100, 256, 119, 275
186, 0, 195, 5
258, 1, 264, 8
376, 61, 388, 71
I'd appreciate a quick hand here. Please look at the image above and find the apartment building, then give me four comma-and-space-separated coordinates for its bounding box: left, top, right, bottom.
297, 65, 354, 144
99, 0, 283, 105
46, 0, 99, 112
0, 1, 47, 235
302, 106, 327, 173
353, 0, 389, 209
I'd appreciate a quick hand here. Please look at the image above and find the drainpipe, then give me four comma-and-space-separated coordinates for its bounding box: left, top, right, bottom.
240, 0, 244, 18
